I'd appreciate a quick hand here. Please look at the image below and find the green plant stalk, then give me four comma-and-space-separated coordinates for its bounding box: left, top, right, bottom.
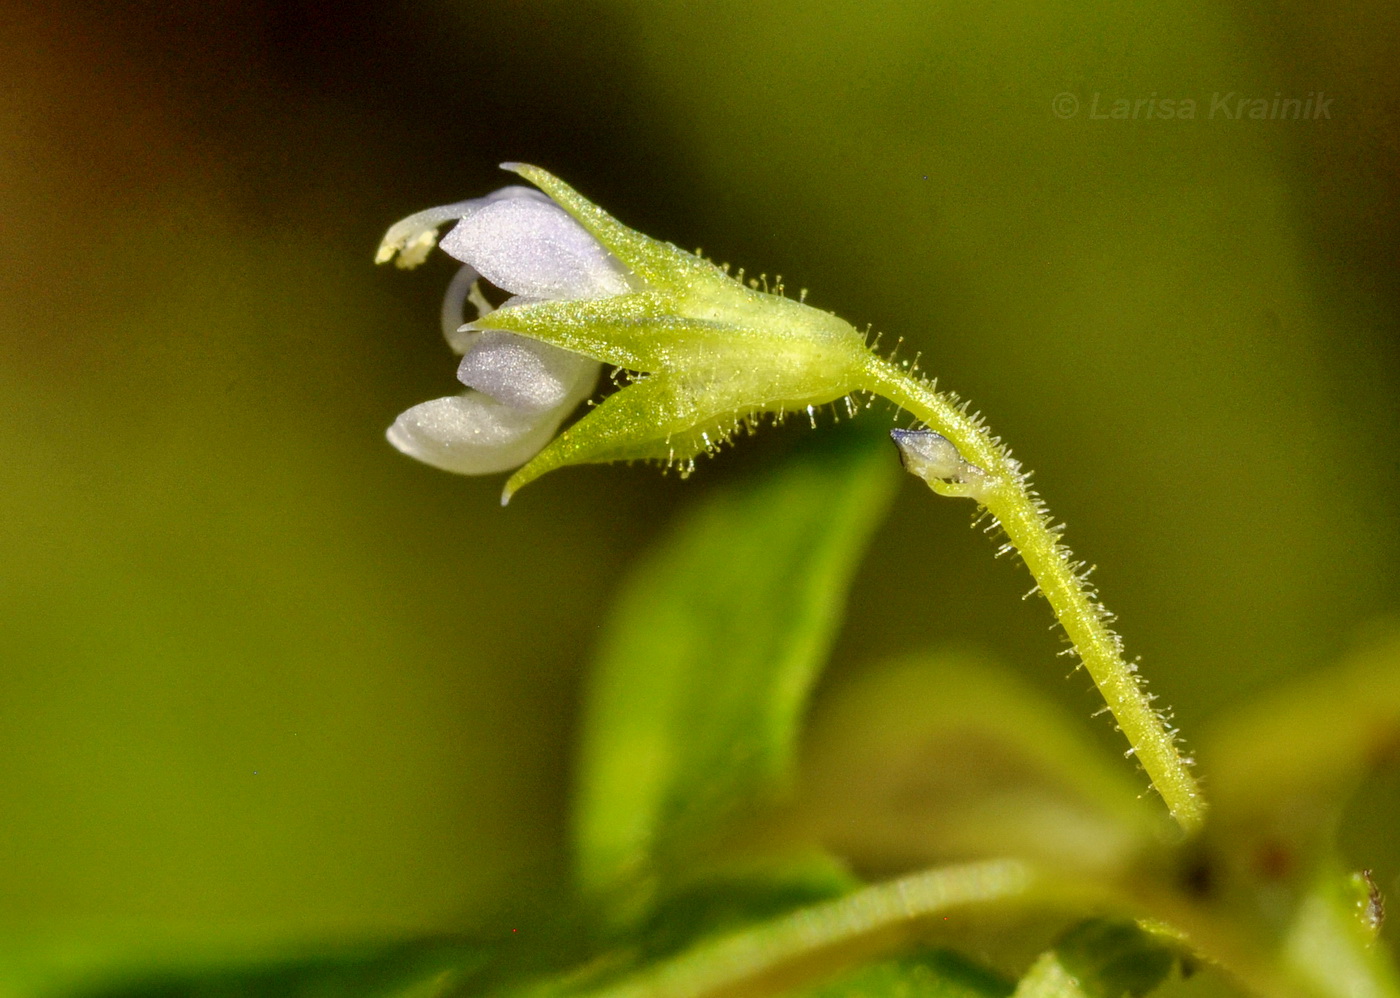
860, 355, 1206, 834
389, 165, 1205, 832
584, 859, 1037, 998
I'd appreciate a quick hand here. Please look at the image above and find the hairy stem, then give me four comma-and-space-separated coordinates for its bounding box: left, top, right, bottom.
860, 355, 1205, 833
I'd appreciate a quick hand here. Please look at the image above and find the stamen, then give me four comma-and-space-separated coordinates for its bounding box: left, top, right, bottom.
375, 186, 550, 269
376, 200, 482, 269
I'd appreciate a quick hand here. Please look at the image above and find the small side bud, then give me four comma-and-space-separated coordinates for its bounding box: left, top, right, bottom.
891, 428, 963, 478
890, 428, 988, 500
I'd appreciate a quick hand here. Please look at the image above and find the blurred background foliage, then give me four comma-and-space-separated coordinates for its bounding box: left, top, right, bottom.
1, 0, 1397, 968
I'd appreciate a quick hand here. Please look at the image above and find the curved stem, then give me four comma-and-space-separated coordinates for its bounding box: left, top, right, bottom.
860, 355, 1206, 834
587, 859, 1038, 998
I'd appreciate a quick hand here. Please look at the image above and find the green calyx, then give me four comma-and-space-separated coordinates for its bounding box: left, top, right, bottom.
482, 166, 872, 502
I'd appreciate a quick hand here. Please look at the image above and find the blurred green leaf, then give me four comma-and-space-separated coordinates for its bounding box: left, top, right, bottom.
804, 949, 1013, 998
798, 650, 1164, 879
1051, 920, 1178, 998
1013, 920, 1178, 998
1284, 869, 1400, 998
573, 433, 897, 909
1013, 952, 1087, 998
1203, 626, 1400, 871
0, 937, 489, 998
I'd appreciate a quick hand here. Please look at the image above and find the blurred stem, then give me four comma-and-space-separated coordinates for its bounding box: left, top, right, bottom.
859, 356, 1206, 834
587, 859, 1037, 998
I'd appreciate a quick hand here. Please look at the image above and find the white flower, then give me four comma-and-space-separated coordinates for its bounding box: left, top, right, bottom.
379, 165, 873, 503
376, 183, 636, 478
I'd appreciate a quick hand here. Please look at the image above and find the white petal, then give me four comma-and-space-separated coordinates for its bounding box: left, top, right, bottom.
386, 393, 560, 475
375, 186, 549, 269
386, 359, 598, 476
438, 197, 632, 300
457, 332, 597, 412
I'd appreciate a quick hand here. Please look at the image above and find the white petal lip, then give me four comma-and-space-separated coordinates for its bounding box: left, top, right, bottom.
438, 196, 633, 300
383, 174, 631, 479
386, 393, 562, 475
387, 359, 599, 476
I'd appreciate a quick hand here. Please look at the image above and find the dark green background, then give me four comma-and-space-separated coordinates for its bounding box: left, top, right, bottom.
2, 0, 1396, 950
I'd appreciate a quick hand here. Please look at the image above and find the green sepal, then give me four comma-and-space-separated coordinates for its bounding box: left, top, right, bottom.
501, 352, 872, 503
477, 267, 868, 383
476, 294, 734, 374
503, 164, 716, 292
502, 376, 714, 501
471, 165, 877, 498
